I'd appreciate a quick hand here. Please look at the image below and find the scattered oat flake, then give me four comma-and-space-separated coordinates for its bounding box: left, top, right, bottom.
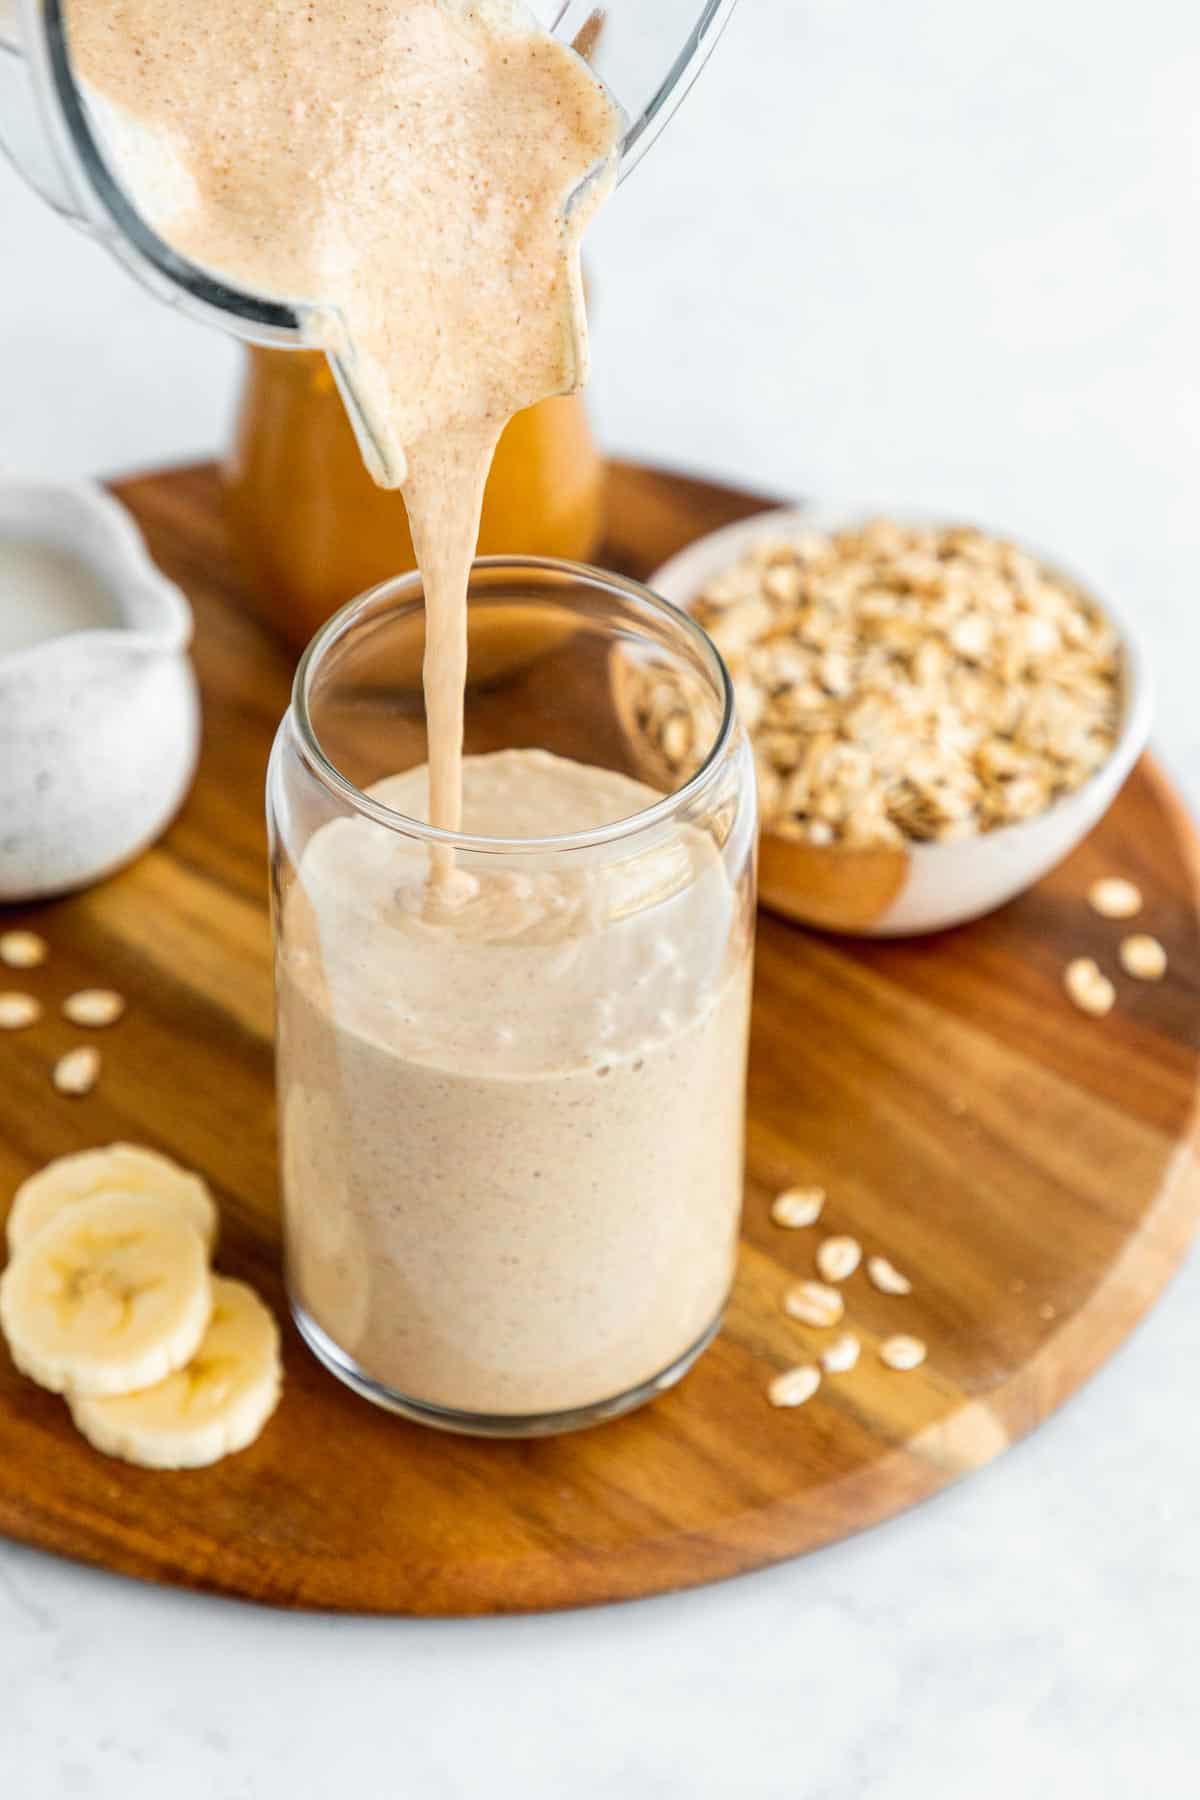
768, 1364, 821, 1408
0, 993, 41, 1030
820, 1332, 861, 1374
53, 1046, 101, 1096
880, 1334, 926, 1372
1039, 1302, 1057, 1322
0, 931, 47, 970
867, 1255, 912, 1296
1064, 957, 1115, 1017
62, 988, 126, 1028
783, 1280, 845, 1328
771, 1184, 825, 1228
1087, 876, 1142, 920
1119, 934, 1166, 982
816, 1234, 862, 1283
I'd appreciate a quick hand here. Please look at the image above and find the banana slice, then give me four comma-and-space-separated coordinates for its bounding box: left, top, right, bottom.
69, 1277, 282, 1469
0, 1191, 211, 1397
6, 1143, 217, 1257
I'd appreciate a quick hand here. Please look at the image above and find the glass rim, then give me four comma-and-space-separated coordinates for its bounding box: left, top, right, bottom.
289, 554, 738, 856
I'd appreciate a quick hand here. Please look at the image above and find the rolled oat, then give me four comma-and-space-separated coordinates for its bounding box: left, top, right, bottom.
1087, 877, 1142, 920
816, 1235, 862, 1283
771, 1184, 826, 1229
866, 1255, 912, 1296
1064, 957, 1116, 1017
783, 1280, 845, 1328
53, 1046, 101, 1096
767, 1364, 821, 1408
880, 1334, 926, 1372
62, 989, 126, 1028
1119, 934, 1166, 981
820, 1332, 861, 1374
0, 993, 41, 1030
0, 931, 47, 970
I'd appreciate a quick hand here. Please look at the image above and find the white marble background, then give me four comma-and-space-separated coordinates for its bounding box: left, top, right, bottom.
1, 0, 1198, 1793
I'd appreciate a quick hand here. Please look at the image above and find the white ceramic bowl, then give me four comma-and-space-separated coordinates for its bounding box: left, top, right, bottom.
0, 479, 200, 901
650, 503, 1153, 936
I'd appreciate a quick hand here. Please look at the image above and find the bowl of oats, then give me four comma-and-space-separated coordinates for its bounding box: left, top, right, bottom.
639, 506, 1151, 935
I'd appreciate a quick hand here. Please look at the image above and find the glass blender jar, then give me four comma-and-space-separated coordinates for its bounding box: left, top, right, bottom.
0, 2, 739, 643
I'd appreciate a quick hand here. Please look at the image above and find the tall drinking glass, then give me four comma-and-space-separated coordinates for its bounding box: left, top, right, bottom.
267, 558, 756, 1436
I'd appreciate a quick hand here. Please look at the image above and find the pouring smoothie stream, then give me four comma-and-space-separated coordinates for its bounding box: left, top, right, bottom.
67, 0, 621, 889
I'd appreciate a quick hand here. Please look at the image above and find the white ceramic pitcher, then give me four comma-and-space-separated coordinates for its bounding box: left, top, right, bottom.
0, 479, 200, 901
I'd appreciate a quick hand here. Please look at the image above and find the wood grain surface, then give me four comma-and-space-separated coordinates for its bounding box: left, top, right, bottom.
0, 459, 1197, 1614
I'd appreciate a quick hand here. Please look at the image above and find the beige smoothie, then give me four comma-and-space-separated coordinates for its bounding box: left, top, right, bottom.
70, 0, 752, 1419
280, 750, 751, 1416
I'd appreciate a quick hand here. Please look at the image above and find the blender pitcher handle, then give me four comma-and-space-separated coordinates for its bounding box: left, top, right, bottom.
0, 0, 90, 220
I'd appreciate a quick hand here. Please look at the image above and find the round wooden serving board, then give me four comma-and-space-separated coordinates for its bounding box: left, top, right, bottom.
1, 461, 1198, 1615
